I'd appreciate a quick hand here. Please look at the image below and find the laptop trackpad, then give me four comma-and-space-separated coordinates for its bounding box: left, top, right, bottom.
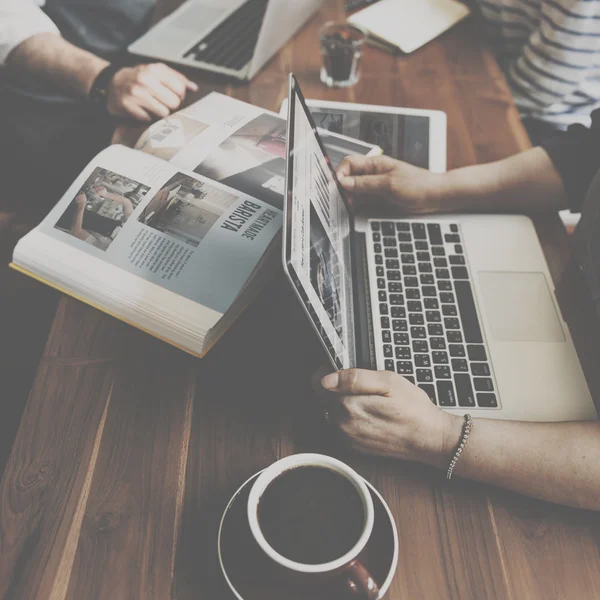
478, 272, 565, 342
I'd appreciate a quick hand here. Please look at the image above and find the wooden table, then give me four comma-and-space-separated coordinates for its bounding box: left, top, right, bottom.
2, 1, 600, 598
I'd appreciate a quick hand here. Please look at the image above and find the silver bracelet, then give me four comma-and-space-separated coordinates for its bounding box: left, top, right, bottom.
446, 414, 473, 480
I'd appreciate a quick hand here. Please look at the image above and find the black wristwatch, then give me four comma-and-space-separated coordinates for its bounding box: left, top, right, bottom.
89, 63, 121, 106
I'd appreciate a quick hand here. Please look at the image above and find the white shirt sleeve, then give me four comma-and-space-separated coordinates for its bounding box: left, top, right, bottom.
0, 0, 60, 66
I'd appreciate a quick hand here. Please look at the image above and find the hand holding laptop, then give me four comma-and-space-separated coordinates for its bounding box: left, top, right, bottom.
337, 155, 441, 213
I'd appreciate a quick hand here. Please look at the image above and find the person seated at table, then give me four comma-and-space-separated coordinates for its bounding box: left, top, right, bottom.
318, 111, 600, 511
0, 0, 198, 203
474, 0, 600, 143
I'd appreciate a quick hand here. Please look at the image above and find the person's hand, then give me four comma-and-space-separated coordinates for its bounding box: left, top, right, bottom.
336, 155, 444, 214
106, 63, 198, 121
94, 185, 107, 196
316, 369, 461, 464
74, 192, 87, 210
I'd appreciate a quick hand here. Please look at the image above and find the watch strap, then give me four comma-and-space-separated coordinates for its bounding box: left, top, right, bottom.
89, 63, 121, 105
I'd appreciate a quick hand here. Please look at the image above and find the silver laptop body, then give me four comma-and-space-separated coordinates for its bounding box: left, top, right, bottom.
283, 74, 597, 422
129, 0, 324, 81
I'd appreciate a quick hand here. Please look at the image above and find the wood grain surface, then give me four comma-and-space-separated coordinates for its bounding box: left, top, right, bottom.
2, 1, 600, 599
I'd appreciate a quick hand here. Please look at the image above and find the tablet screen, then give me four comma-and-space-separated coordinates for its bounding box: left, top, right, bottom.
308, 108, 430, 168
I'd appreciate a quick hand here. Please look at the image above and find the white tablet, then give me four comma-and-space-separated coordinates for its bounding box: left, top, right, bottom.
280, 99, 446, 173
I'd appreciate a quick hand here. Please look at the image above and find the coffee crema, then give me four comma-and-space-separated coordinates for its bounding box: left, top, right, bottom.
256, 465, 365, 565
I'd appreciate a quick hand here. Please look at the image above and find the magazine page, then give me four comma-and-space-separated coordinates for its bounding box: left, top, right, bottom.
30, 145, 282, 315
134, 93, 380, 210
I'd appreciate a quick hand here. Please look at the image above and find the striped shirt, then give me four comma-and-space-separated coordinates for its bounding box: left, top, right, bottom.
475, 0, 600, 127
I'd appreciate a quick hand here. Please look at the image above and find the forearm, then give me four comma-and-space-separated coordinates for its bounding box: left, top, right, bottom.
5, 33, 107, 98
428, 415, 600, 510
432, 147, 567, 213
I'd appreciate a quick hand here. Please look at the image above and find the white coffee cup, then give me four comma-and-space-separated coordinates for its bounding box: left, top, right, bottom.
247, 453, 379, 599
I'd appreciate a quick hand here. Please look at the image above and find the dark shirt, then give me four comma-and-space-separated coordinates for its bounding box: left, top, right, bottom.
541, 110, 600, 308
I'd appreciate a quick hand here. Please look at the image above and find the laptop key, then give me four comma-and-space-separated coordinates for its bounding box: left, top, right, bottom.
445, 234, 460, 243
415, 354, 431, 368
432, 351, 449, 364
440, 292, 455, 303
417, 368, 434, 383
379, 303, 389, 315
451, 359, 468, 372
428, 324, 443, 336
417, 252, 431, 262
372, 232, 381, 242
396, 361, 413, 375
426, 310, 441, 322
382, 330, 391, 343
381, 317, 390, 329
395, 346, 411, 360
438, 281, 452, 291
474, 377, 494, 392
436, 269, 450, 279
447, 331, 463, 343
383, 345, 393, 357
437, 381, 457, 406
422, 286, 437, 297
399, 243, 413, 253
391, 307, 406, 318
434, 365, 451, 379
403, 265, 417, 276
406, 289, 420, 300
375, 255, 383, 265
407, 300, 422, 312
451, 266, 469, 280
384, 248, 398, 258
419, 384, 437, 404
377, 278, 386, 289
386, 259, 400, 269
477, 393, 498, 408
455, 373, 476, 407
432, 246, 445, 256
408, 327, 424, 340
450, 224, 458, 232
374, 243, 382, 253
467, 344, 487, 361
390, 294, 404, 305
455, 244, 463, 254
387, 270, 401, 281
405, 276, 419, 287
393, 319, 408, 332
471, 363, 491, 376
442, 304, 458, 316
434, 257, 447, 268
394, 332, 409, 345
449, 344, 465, 357
376, 266, 384, 277
371, 221, 380, 231
415, 241, 429, 250
409, 314, 425, 325
444, 318, 460, 329
431, 338, 446, 350
404, 375, 415, 384
413, 340, 428, 352
388, 282, 402, 292
397, 232, 412, 242
424, 298, 439, 309
420, 274, 434, 285
385, 359, 395, 371
396, 222, 410, 231
427, 223, 443, 245
412, 223, 427, 239
418, 263, 433, 273
450, 255, 465, 265
378, 291, 387, 302
382, 222, 395, 235
454, 280, 483, 343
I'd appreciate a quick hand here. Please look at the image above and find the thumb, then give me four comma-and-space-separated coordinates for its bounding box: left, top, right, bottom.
321, 369, 400, 396
338, 174, 390, 195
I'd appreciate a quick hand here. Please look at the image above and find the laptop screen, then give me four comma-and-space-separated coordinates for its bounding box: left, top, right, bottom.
284, 76, 356, 370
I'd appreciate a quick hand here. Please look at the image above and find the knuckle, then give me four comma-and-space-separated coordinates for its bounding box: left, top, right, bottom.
343, 369, 361, 393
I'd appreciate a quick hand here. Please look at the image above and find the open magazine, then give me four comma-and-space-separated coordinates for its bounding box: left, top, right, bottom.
11, 93, 380, 357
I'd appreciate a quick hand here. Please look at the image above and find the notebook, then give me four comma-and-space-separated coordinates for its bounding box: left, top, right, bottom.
348, 0, 471, 54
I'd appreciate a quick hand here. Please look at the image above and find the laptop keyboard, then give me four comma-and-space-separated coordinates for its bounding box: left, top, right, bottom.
183, 0, 269, 71
370, 220, 498, 409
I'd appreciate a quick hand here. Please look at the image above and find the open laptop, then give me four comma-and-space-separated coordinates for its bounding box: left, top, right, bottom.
129, 0, 324, 81
283, 74, 597, 421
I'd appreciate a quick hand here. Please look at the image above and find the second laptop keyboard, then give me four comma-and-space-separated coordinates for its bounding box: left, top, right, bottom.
183, 0, 270, 71
370, 220, 498, 410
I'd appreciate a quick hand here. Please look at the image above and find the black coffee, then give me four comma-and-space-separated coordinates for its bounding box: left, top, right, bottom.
257, 466, 365, 565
